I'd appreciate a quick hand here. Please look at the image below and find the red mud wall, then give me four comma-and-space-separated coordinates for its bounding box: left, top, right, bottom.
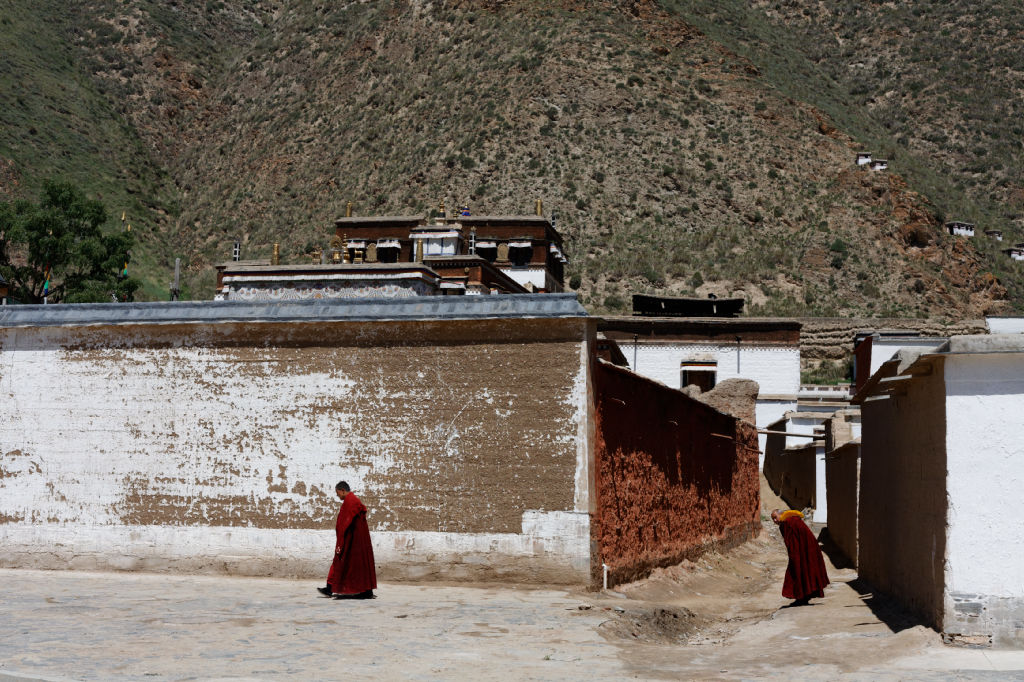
593, 361, 761, 586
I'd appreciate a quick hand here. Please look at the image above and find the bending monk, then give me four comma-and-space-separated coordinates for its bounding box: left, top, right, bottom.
771, 509, 829, 606
317, 481, 377, 599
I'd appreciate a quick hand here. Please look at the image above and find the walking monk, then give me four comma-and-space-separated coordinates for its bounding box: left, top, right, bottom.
318, 481, 377, 599
771, 509, 829, 606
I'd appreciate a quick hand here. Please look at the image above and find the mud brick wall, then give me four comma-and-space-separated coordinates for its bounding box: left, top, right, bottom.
763, 443, 818, 511
0, 314, 595, 583
592, 361, 760, 586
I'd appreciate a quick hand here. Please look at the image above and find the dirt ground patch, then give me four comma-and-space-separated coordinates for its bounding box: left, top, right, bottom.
598, 605, 705, 644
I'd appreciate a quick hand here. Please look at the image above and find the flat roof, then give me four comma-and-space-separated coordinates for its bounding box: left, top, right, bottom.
457, 216, 550, 225
216, 262, 432, 273
0, 294, 588, 329
334, 216, 425, 226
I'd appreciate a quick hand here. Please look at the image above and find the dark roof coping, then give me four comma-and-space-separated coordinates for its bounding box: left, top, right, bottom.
600, 315, 801, 331
0, 294, 587, 329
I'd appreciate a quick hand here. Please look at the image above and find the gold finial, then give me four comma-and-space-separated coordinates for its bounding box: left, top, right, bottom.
312, 246, 322, 264
439, 199, 446, 217
342, 234, 349, 264
535, 199, 543, 216
272, 242, 280, 266
346, 201, 353, 218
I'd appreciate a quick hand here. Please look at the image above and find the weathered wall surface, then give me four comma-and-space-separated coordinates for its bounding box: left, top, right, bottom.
943, 353, 1024, 647
825, 441, 860, 567
592, 361, 760, 586
858, 362, 947, 629
763, 444, 817, 512
0, 313, 594, 583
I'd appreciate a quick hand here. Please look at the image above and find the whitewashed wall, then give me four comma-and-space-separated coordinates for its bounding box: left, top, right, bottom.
986, 317, 1024, 334
869, 338, 947, 377
631, 343, 799, 460
943, 353, 1024, 646
0, 315, 595, 583
631, 343, 799, 397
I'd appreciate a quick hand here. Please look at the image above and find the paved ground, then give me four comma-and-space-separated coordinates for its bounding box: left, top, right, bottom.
3, 536, 1024, 681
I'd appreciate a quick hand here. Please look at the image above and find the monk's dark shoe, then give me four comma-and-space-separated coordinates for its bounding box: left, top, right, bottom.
333, 590, 375, 599
316, 586, 333, 597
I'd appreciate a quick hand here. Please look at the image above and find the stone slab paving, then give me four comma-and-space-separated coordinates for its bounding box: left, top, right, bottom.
2, 568, 1024, 680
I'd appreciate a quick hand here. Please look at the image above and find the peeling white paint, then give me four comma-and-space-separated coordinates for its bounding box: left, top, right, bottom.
0, 320, 596, 583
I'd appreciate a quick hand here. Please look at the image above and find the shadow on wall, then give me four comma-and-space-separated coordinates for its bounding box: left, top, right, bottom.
592, 360, 761, 587
817, 527, 855, 570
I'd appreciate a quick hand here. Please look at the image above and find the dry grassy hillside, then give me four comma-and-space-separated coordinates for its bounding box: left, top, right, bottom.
0, 0, 1017, 315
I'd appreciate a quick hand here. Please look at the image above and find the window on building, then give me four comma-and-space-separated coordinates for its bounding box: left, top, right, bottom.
509, 244, 533, 266
475, 241, 497, 262
376, 240, 401, 263
681, 361, 717, 391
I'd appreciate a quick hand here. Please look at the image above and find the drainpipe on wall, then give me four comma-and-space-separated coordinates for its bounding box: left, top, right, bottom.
633, 334, 638, 371
736, 335, 742, 374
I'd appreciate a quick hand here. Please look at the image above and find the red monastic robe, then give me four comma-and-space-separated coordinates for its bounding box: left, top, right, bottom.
326, 493, 377, 595
779, 514, 830, 600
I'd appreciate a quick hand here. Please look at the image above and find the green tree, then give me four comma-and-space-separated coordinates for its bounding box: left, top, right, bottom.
0, 180, 138, 304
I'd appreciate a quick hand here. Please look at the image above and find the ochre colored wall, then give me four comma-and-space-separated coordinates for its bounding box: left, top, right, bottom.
592, 361, 760, 586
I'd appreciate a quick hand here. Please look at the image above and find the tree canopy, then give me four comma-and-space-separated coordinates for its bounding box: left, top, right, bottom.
0, 180, 138, 304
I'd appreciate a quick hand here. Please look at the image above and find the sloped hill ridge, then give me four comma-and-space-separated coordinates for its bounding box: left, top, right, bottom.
0, 0, 1018, 316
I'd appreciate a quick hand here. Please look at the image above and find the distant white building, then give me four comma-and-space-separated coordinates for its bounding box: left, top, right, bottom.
985, 230, 1003, 241
869, 159, 889, 171
987, 317, 1024, 334
1004, 247, 1024, 262
854, 335, 1024, 647
856, 152, 873, 166
945, 221, 976, 238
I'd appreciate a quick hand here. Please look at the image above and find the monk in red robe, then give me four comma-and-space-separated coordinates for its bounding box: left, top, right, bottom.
317, 481, 377, 599
771, 509, 829, 605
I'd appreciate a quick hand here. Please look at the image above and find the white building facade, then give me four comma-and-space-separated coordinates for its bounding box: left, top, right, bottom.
856, 335, 1024, 647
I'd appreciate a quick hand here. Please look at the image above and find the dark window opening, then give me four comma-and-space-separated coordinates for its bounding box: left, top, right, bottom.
681, 362, 717, 391
509, 247, 532, 266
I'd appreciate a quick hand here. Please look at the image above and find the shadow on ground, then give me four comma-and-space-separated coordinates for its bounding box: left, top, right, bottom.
843, 576, 934, 634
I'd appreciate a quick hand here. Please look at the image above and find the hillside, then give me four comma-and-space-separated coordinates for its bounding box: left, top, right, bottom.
0, 0, 1019, 316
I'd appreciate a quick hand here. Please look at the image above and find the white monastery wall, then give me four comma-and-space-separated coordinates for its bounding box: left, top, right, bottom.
0, 315, 595, 583
943, 353, 1024, 646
